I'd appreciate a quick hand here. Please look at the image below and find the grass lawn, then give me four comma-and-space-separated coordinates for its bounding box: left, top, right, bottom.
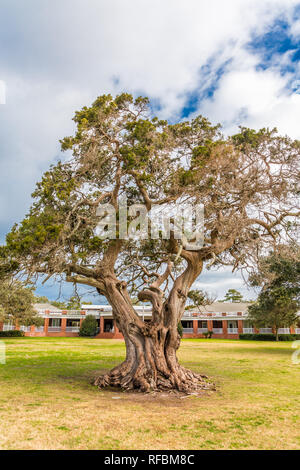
0, 337, 299, 450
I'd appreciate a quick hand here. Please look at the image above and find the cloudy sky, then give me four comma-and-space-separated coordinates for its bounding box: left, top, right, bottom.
1, 0, 300, 303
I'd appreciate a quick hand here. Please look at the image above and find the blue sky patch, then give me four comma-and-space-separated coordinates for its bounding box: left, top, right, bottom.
180, 58, 233, 119
247, 16, 300, 78
248, 19, 296, 59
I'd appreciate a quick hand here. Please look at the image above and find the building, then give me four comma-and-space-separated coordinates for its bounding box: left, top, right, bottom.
1, 302, 299, 339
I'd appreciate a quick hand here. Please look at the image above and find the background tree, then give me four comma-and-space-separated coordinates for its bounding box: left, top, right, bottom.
34, 294, 92, 310
222, 289, 244, 303
248, 286, 299, 341
34, 295, 50, 303
50, 300, 67, 309
248, 244, 300, 340
66, 296, 82, 310
0, 279, 43, 328
1, 94, 299, 393
249, 244, 300, 300
187, 289, 215, 311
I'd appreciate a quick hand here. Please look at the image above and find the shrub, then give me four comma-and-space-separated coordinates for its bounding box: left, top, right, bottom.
239, 333, 300, 341
203, 330, 213, 339
278, 334, 300, 341
0, 330, 25, 337
239, 333, 275, 341
79, 315, 98, 337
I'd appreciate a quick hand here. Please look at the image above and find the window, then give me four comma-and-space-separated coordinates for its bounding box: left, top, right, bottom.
49, 318, 61, 327
104, 319, 114, 332
66, 319, 80, 327
182, 321, 193, 329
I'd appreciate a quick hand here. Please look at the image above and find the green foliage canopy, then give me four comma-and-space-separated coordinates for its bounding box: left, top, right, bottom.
222, 289, 244, 303
0, 280, 43, 327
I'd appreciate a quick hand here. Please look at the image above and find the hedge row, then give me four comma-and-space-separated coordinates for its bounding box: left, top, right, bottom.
0, 330, 25, 337
239, 333, 300, 341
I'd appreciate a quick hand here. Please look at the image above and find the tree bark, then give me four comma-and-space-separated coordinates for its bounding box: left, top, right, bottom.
93, 258, 214, 394
94, 324, 213, 393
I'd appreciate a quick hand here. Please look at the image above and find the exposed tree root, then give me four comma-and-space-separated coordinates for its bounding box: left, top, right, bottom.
94, 359, 215, 395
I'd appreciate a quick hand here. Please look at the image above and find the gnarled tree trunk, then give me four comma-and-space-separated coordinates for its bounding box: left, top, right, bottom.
93, 258, 214, 394
94, 325, 212, 393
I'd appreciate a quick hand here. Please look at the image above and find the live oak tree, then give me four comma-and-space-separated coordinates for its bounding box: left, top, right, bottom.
0, 279, 43, 328
1, 94, 299, 392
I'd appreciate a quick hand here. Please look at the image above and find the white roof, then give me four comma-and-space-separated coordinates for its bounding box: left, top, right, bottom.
192, 302, 251, 313
82, 305, 112, 311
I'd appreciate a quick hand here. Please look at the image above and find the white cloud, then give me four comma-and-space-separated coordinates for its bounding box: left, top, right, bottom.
193, 266, 256, 300
0, 81, 6, 104
199, 47, 300, 138
290, 18, 300, 38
